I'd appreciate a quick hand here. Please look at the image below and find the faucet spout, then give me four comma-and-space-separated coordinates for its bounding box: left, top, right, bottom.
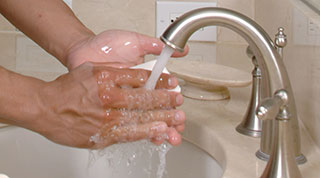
161, 7, 285, 92
161, 7, 306, 175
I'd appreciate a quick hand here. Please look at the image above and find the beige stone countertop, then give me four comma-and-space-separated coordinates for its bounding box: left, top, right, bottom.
180, 86, 320, 178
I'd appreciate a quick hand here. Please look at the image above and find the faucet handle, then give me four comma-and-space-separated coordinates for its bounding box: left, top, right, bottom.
256, 89, 289, 121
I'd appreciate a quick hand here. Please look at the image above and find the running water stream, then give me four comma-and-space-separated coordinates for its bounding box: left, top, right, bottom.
144, 45, 175, 178
144, 46, 175, 90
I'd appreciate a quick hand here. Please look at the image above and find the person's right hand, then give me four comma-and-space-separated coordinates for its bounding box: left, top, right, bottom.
30, 62, 185, 149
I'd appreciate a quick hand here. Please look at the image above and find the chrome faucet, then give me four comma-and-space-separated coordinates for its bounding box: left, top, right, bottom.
236, 46, 262, 138
160, 7, 305, 177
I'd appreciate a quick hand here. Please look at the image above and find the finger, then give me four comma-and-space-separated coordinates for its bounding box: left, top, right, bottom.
151, 137, 165, 145
111, 68, 150, 88
155, 74, 179, 90
100, 88, 184, 109
92, 122, 168, 149
138, 34, 164, 56
175, 124, 185, 132
166, 127, 182, 146
110, 121, 168, 143
137, 34, 189, 57
142, 110, 185, 126
105, 109, 185, 127
103, 68, 177, 89
95, 67, 148, 88
94, 63, 178, 90
171, 45, 189, 57
151, 127, 182, 146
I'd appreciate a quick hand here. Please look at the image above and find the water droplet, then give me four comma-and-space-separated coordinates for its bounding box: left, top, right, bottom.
152, 43, 159, 47
102, 95, 109, 100
124, 41, 132, 46
101, 46, 113, 54
106, 109, 111, 116
111, 125, 117, 130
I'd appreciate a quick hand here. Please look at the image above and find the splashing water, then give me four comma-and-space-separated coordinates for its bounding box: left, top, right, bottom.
156, 143, 172, 178
87, 140, 172, 178
144, 45, 175, 90
87, 45, 176, 178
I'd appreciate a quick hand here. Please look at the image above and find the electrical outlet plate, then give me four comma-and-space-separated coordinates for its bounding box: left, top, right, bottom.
156, 1, 217, 42
293, 8, 320, 46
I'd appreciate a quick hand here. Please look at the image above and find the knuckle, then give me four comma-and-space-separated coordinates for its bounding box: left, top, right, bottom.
100, 93, 116, 106
136, 69, 149, 84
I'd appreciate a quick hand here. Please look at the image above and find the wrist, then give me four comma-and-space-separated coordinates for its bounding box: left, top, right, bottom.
0, 67, 46, 130
59, 27, 95, 67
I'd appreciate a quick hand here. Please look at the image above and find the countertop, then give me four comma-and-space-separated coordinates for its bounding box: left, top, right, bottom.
180, 86, 320, 178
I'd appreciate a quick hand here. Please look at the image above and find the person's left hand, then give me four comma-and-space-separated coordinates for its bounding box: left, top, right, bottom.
65, 30, 188, 70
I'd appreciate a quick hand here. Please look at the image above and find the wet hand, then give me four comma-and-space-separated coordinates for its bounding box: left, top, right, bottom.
34, 62, 185, 149
65, 30, 188, 70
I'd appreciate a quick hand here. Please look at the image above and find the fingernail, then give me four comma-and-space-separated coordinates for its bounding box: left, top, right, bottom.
176, 94, 184, 105
168, 77, 178, 87
175, 111, 185, 121
169, 135, 181, 146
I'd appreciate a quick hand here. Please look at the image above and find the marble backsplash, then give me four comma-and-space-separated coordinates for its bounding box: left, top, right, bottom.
255, 0, 320, 148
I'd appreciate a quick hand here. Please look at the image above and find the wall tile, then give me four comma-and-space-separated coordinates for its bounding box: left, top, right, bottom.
73, 0, 155, 36
0, 33, 66, 81
216, 43, 252, 73
0, 15, 16, 32
0, 33, 16, 71
15, 36, 67, 73
217, 0, 255, 44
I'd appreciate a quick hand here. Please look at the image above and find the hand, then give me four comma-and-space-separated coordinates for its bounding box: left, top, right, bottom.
65, 30, 188, 70
32, 62, 185, 149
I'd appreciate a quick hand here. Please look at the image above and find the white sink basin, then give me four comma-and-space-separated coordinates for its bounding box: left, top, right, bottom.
0, 127, 223, 178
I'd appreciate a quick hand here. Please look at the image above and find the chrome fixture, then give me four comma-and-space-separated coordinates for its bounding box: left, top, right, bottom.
257, 89, 302, 178
236, 46, 262, 138
160, 7, 306, 177
257, 28, 302, 177
274, 27, 287, 56
256, 27, 305, 164
236, 27, 290, 139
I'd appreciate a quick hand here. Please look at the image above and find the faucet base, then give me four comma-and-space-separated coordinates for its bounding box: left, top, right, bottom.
256, 149, 307, 165
236, 124, 261, 138
181, 82, 230, 101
